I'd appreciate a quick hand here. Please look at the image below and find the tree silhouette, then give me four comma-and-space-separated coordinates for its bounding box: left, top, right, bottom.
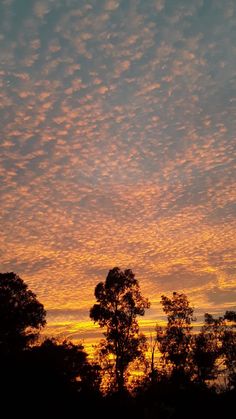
90, 267, 150, 393
156, 292, 195, 380
1, 268, 235, 418
191, 311, 227, 386
31, 338, 101, 395
192, 328, 219, 385
222, 311, 236, 389
0, 272, 46, 353
195, 310, 236, 389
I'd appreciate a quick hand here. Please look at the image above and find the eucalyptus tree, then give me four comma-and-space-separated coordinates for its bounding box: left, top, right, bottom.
90, 267, 150, 393
156, 292, 195, 380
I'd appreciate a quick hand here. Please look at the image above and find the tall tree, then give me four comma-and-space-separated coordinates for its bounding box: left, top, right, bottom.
156, 292, 195, 380
0, 272, 46, 353
90, 267, 150, 393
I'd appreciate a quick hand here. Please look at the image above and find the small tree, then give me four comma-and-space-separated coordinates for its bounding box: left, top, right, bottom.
222, 311, 236, 389
192, 329, 219, 385
32, 338, 101, 393
0, 272, 46, 352
90, 267, 150, 393
192, 313, 224, 386
194, 311, 236, 389
156, 292, 195, 380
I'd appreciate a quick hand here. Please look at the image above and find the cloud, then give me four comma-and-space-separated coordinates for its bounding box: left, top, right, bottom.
104, 1, 120, 11
155, 0, 165, 12
0, 0, 235, 343
33, 1, 50, 18
152, 266, 217, 293
206, 287, 236, 307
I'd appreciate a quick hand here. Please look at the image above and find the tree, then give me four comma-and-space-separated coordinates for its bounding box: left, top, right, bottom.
194, 311, 236, 389
222, 311, 236, 389
31, 338, 101, 394
90, 267, 150, 393
156, 292, 195, 380
0, 272, 46, 353
192, 329, 219, 385
191, 312, 224, 386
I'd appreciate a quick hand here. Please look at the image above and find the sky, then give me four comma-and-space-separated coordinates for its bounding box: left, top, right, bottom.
0, 0, 236, 352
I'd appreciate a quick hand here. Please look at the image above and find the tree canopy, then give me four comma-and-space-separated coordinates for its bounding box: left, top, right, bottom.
0, 268, 235, 418
0, 272, 46, 352
156, 292, 196, 380
193, 310, 236, 388
90, 267, 150, 392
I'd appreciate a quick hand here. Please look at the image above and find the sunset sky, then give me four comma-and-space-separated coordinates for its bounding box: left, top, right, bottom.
0, 0, 235, 352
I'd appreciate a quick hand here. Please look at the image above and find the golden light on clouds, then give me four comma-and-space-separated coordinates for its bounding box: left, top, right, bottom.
0, 0, 235, 350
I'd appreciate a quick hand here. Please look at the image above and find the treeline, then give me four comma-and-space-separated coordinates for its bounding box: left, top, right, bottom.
0, 269, 235, 418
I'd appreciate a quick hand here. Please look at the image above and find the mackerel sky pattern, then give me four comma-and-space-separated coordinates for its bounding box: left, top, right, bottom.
0, 0, 235, 344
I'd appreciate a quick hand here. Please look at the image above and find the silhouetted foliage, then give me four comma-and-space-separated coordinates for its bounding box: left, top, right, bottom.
0, 268, 235, 418
90, 267, 150, 393
156, 292, 195, 381
195, 310, 236, 390
222, 311, 236, 389
133, 292, 236, 419
32, 338, 99, 389
0, 338, 102, 418
192, 328, 219, 384
0, 272, 46, 353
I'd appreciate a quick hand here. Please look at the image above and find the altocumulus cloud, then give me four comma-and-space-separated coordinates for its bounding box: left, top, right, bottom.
0, 0, 235, 344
